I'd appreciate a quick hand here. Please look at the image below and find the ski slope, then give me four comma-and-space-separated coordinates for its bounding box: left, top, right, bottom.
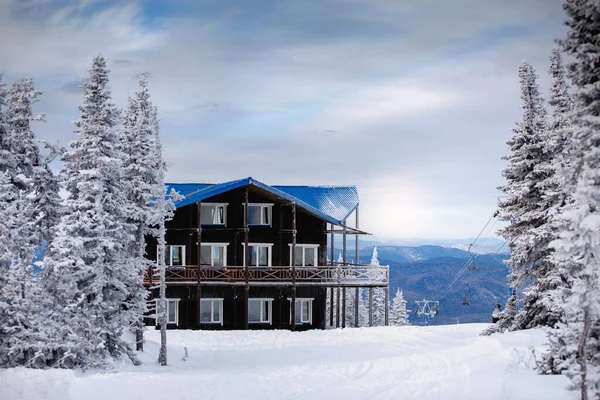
0, 324, 576, 400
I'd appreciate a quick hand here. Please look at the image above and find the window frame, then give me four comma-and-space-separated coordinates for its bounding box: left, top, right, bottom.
242, 243, 274, 267
245, 203, 273, 226
155, 298, 180, 326
200, 243, 229, 267
160, 245, 186, 267
200, 203, 228, 226
248, 298, 274, 324
199, 298, 224, 325
288, 297, 313, 324
288, 244, 319, 267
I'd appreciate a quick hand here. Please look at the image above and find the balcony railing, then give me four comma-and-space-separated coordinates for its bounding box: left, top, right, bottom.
145, 265, 388, 287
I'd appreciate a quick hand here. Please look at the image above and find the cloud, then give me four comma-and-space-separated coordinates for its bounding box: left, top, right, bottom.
0, 0, 568, 238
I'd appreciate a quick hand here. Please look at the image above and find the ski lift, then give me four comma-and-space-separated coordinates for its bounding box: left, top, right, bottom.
462, 284, 471, 306
467, 266, 479, 271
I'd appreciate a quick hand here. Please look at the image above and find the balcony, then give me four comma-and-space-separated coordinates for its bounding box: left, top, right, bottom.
145, 264, 388, 287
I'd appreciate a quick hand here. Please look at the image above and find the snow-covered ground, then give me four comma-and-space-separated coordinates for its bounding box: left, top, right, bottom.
0, 324, 575, 400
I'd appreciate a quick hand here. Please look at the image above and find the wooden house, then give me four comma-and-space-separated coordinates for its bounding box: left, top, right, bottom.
145, 177, 389, 331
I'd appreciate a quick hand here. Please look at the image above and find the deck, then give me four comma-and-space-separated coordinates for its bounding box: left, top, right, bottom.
145, 265, 389, 287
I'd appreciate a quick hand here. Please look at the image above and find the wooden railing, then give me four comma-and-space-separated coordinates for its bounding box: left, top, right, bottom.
145, 265, 388, 286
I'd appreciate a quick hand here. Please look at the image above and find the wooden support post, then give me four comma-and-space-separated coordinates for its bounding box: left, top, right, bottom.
244, 188, 249, 330
330, 227, 334, 265
354, 287, 359, 328
329, 287, 334, 327
342, 287, 346, 328
196, 202, 202, 327
369, 287, 374, 327
336, 286, 340, 328
342, 220, 347, 266
291, 203, 297, 331
384, 286, 389, 326
355, 206, 359, 265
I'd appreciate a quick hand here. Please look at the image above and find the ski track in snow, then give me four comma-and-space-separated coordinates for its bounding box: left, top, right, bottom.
0, 324, 577, 400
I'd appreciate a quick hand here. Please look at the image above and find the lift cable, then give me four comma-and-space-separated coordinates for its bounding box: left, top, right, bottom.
435, 211, 500, 300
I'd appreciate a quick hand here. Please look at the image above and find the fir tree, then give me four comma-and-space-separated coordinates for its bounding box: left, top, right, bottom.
389, 289, 410, 326
542, 1, 600, 398
149, 106, 179, 366
43, 55, 137, 368
483, 61, 550, 335
511, 50, 576, 332
369, 248, 385, 326
1, 79, 47, 367
119, 74, 160, 351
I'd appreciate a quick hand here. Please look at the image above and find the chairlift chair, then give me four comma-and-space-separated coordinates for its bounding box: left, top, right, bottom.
462, 284, 471, 306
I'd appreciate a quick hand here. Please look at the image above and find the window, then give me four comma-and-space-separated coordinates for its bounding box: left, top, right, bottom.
200, 203, 227, 225
289, 244, 319, 267
248, 299, 273, 324
243, 243, 273, 267
200, 298, 223, 324
155, 299, 180, 325
247, 203, 272, 226
200, 243, 228, 266
161, 245, 185, 266
288, 298, 313, 324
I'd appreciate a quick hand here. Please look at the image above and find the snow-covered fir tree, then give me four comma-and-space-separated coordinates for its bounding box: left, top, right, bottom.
344, 288, 359, 327
42, 55, 138, 368
370, 247, 379, 267
148, 106, 179, 366
359, 289, 369, 326
119, 73, 160, 351
537, 48, 580, 376
369, 248, 385, 326
540, 1, 600, 397
510, 50, 577, 332
483, 61, 550, 335
1, 78, 49, 367
389, 289, 410, 326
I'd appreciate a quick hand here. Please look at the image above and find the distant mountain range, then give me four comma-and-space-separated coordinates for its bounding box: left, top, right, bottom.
334, 243, 511, 326
340, 237, 508, 255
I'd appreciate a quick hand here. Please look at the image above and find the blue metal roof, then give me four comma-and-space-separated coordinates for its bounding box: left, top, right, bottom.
166, 177, 359, 226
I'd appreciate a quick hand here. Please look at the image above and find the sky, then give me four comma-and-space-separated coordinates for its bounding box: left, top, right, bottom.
0, 0, 567, 239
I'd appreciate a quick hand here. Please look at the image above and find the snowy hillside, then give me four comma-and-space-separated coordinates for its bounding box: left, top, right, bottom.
0, 325, 574, 400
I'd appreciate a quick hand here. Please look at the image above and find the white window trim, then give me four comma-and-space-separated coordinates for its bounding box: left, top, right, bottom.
287, 297, 314, 324
288, 244, 319, 267
200, 203, 228, 226
200, 243, 229, 266
200, 298, 224, 325
242, 243, 274, 267
155, 298, 180, 326
160, 245, 186, 266
244, 203, 274, 226
248, 298, 274, 324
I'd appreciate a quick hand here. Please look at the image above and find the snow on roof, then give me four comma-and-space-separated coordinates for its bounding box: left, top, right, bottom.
166, 177, 359, 226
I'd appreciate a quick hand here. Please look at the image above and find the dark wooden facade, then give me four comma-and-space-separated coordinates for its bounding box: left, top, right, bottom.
145, 183, 389, 331
146, 186, 328, 269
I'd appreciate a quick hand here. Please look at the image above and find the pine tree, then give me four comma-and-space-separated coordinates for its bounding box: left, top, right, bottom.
344, 288, 358, 327
1, 79, 48, 367
119, 74, 159, 351
42, 55, 137, 368
149, 106, 179, 366
0, 74, 20, 364
483, 61, 550, 335
511, 50, 577, 332
359, 289, 369, 326
370, 247, 379, 267
368, 248, 385, 326
541, 2, 600, 398
389, 289, 410, 326
372, 288, 386, 326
